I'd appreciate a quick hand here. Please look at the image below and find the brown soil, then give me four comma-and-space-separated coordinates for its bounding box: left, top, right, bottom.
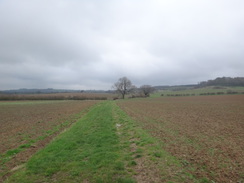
118, 95, 244, 183
129, 139, 162, 183
0, 100, 98, 182
112, 106, 163, 183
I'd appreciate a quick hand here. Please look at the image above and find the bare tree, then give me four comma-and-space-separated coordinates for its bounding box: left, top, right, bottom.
140, 85, 155, 97
113, 77, 134, 99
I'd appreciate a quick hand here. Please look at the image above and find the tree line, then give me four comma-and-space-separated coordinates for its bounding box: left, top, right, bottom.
113, 77, 154, 99
198, 77, 244, 87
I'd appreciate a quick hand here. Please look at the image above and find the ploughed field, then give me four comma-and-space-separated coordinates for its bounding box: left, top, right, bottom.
0, 100, 98, 181
1, 95, 244, 182
117, 95, 244, 182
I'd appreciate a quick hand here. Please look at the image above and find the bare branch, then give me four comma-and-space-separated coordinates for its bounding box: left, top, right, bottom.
113, 77, 134, 99
140, 85, 155, 97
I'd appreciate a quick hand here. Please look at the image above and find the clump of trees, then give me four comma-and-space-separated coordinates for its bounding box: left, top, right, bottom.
113, 77, 155, 99
140, 85, 155, 97
198, 77, 244, 87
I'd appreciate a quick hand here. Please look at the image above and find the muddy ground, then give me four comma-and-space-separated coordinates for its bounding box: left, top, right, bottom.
118, 95, 244, 182
0, 100, 98, 182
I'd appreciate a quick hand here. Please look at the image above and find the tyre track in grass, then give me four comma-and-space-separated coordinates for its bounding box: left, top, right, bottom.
5, 102, 135, 183
5, 101, 195, 183
113, 102, 197, 183
0, 100, 98, 182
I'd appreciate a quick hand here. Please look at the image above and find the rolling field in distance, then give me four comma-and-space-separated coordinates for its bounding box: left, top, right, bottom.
152, 86, 244, 97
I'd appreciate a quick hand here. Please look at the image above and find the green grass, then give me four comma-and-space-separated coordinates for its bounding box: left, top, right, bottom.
5, 102, 135, 183
113, 102, 198, 183
6, 101, 199, 182
0, 109, 89, 178
0, 143, 32, 168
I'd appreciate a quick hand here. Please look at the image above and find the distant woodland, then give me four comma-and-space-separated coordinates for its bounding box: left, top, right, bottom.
198, 77, 244, 87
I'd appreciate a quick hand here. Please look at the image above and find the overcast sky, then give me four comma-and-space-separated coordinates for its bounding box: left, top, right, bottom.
0, 0, 244, 90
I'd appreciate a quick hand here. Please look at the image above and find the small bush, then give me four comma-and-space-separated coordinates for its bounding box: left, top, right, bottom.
217, 92, 225, 95
127, 160, 137, 167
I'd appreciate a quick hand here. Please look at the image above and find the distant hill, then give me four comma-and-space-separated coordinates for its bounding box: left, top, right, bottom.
0, 88, 80, 94
198, 77, 244, 87
154, 85, 196, 91
0, 88, 112, 94
1, 77, 243, 94
154, 77, 244, 91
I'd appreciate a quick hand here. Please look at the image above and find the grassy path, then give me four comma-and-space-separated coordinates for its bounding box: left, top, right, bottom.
5, 101, 195, 183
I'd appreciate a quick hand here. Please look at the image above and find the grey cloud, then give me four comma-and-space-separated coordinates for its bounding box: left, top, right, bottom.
0, 0, 244, 90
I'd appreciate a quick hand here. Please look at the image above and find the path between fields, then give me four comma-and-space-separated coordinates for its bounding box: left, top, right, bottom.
5, 101, 194, 183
